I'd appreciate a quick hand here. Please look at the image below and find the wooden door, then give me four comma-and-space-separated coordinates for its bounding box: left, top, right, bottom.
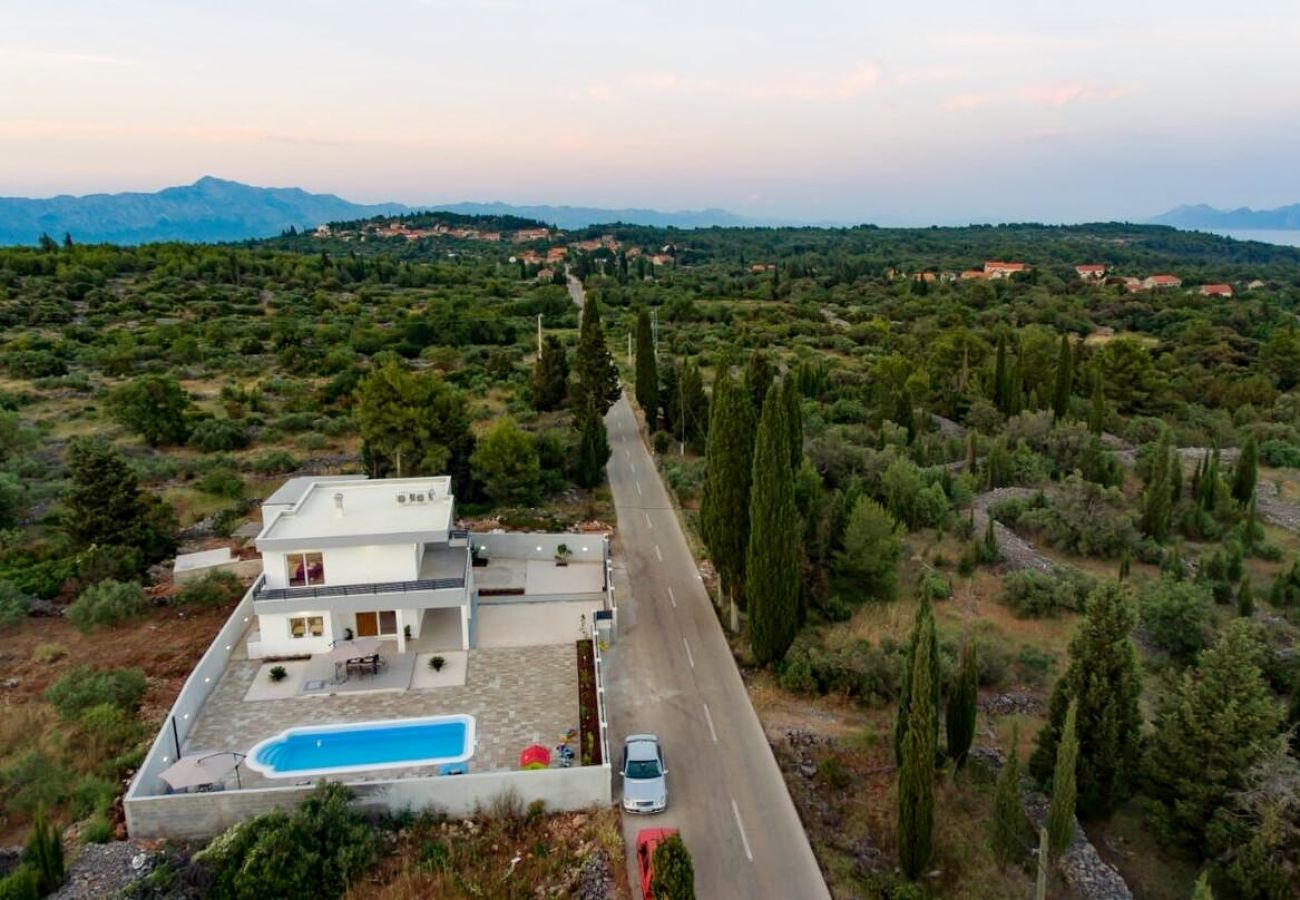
355, 612, 379, 637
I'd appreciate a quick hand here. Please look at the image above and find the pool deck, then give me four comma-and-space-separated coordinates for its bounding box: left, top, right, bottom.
181, 644, 579, 791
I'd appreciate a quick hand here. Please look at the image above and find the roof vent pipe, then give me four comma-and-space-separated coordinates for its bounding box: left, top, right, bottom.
334, 492, 344, 516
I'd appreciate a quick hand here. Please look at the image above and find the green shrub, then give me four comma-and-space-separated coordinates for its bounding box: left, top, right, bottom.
195, 469, 244, 499
188, 418, 250, 453
649, 832, 695, 900
69, 774, 118, 819
1139, 577, 1213, 664
1015, 645, 1056, 687
175, 570, 244, 608
82, 814, 113, 844
268, 666, 287, 683
66, 580, 147, 633
32, 643, 67, 663
248, 450, 298, 475
45, 665, 147, 718
1, 752, 72, 816
816, 756, 852, 791
0, 865, 40, 900
997, 569, 1095, 618
0, 580, 31, 630
429, 656, 446, 672
195, 782, 378, 900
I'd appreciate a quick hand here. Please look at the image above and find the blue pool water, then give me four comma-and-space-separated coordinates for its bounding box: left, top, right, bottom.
247, 715, 475, 778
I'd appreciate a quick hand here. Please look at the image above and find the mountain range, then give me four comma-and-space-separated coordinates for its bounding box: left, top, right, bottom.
1149, 202, 1300, 231
0, 177, 752, 245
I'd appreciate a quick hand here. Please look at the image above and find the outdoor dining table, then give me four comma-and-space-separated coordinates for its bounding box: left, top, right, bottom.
328, 637, 382, 682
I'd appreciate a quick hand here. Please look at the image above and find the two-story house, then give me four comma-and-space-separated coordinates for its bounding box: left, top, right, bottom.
247, 475, 472, 658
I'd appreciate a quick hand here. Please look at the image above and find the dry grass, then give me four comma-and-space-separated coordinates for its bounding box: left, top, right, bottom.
345, 805, 628, 900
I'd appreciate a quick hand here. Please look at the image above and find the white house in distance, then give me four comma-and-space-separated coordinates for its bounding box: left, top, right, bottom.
248, 475, 474, 658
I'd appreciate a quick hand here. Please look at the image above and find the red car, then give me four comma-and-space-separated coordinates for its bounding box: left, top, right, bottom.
635, 827, 679, 899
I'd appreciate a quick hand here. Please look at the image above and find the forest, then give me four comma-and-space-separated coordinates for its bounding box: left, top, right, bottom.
1, 217, 1299, 898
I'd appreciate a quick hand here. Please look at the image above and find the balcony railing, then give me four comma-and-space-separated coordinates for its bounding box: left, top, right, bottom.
254, 575, 466, 604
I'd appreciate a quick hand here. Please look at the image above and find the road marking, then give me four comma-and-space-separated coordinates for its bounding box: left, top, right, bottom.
623, 449, 630, 459
655, 545, 663, 561
630, 462, 636, 474
731, 799, 754, 862
667, 586, 676, 608
703, 703, 717, 743
644, 512, 653, 529
682, 637, 695, 668
636, 481, 643, 496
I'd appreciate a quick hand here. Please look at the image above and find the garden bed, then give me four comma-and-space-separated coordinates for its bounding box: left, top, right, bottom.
575, 638, 602, 766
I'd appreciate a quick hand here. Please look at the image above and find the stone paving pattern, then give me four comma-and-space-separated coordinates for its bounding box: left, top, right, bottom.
181, 645, 578, 791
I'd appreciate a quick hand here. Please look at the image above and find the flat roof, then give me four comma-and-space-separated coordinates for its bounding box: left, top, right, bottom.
256, 476, 455, 550
263, 474, 369, 508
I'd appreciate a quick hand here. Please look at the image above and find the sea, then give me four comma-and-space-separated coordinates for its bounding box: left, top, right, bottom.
1204, 228, 1300, 248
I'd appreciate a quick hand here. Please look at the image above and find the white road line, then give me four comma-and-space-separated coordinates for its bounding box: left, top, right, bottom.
644, 512, 653, 528
630, 462, 636, 474
624, 449, 630, 459
731, 799, 754, 862
667, 586, 676, 608
636, 481, 643, 496
655, 545, 663, 561
682, 637, 695, 668
702, 703, 718, 743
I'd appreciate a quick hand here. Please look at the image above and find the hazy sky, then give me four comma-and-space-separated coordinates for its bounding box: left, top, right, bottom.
2, 0, 1299, 223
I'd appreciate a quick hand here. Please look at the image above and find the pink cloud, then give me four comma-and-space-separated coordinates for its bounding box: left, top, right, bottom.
1018, 81, 1130, 107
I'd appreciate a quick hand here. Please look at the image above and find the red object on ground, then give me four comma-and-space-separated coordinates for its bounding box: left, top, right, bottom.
635, 828, 680, 899
519, 744, 551, 768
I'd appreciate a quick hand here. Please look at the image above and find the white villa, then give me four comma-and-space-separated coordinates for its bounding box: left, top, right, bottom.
249, 475, 472, 658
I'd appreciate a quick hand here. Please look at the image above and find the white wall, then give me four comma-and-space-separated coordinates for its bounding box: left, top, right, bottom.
262, 544, 418, 590
255, 611, 337, 658
471, 532, 606, 563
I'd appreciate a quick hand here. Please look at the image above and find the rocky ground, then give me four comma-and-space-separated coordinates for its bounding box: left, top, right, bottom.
972, 487, 1059, 573
50, 841, 153, 900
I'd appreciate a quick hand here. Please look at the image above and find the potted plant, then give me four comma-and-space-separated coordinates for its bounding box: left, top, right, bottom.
471, 544, 488, 568
269, 665, 287, 683
429, 655, 446, 672
343, 627, 354, 641
403, 624, 412, 641
555, 543, 572, 567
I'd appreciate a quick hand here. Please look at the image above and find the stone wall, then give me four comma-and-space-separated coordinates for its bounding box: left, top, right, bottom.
125, 765, 612, 840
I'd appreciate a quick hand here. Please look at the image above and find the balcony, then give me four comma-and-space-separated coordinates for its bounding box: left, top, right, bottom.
252, 545, 470, 615
254, 575, 466, 604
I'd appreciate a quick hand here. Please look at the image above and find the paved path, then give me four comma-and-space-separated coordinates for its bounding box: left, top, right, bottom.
568, 277, 830, 899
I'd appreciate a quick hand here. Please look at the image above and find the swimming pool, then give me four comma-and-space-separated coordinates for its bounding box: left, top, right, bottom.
246, 714, 475, 778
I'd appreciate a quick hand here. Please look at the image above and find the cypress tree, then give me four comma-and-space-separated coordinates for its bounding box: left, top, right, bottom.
991, 723, 1024, 869
1231, 436, 1258, 507
700, 372, 755, 611
1047, 700, 1079, 857
1030, 583, 1142, 818
1053, 333, 1073, 420
679, 361, 708, 448
946, 639, 978, 769
1035, 827, 1050, 900
894, 386, 916, 444
1145, 621, 1284, 854
782, 377, 803, 470
573, 294, 620, 416
634, 307, 658, 422
27, 806, 64, 895
993, 333, 1009, 412
1141, 431, 1174, 541
1088, 374, 1106, 435
746, 388, 799, 665
530, 335, 569, 411
897, 613, 936, 881
743, 351, 774, 418
572, 396, 610, 488
1118, 548, 1131, 582
896, 593, 941, 765
1237, 575, 1255, 617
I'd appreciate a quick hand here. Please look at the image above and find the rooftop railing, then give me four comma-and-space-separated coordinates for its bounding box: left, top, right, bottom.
254, 575, 466, 603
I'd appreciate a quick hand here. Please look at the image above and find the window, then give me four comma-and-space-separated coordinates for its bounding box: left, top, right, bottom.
287, 552, 325, 587
289, 616, 324, 639
378, 610, 398, 635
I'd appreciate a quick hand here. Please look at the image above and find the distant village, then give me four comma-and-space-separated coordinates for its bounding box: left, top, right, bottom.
313, 221, 1267, 295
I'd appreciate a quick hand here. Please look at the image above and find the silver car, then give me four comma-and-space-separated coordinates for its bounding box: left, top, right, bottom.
621, 733, 667, 814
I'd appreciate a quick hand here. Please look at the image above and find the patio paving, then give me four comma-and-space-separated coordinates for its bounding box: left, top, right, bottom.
180, 644, 578, 792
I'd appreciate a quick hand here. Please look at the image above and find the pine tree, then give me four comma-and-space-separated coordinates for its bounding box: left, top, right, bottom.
700, 372, 755, 611
1088, 374, 1106, 435
745, 388, 800, 665
896, 593, 941, 765
897, 613, 936, 881
634, 307, 658, 421
26, 806, 64, 895
782, 377, 803, 470
1053, 333, 1073, 420
1231, 436, 1259, 507
649, 832, 696, 899
1030, 583, 1142, 818
946, 639, 978, 769
1146, 621, 1284, 853
991, 723, 1024, 869
573, 294, 620, 415
1237, 575, 1255, 617
530, 335, 569, 411
572, 395, 610, 488
1047, 701, 1079, 857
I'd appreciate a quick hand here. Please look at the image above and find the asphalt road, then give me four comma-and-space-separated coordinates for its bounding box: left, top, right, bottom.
569, 279, 830, 899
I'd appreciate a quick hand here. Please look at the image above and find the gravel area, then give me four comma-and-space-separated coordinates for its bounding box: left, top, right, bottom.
50, 841, 152, 900
972, 487, 1059, 573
